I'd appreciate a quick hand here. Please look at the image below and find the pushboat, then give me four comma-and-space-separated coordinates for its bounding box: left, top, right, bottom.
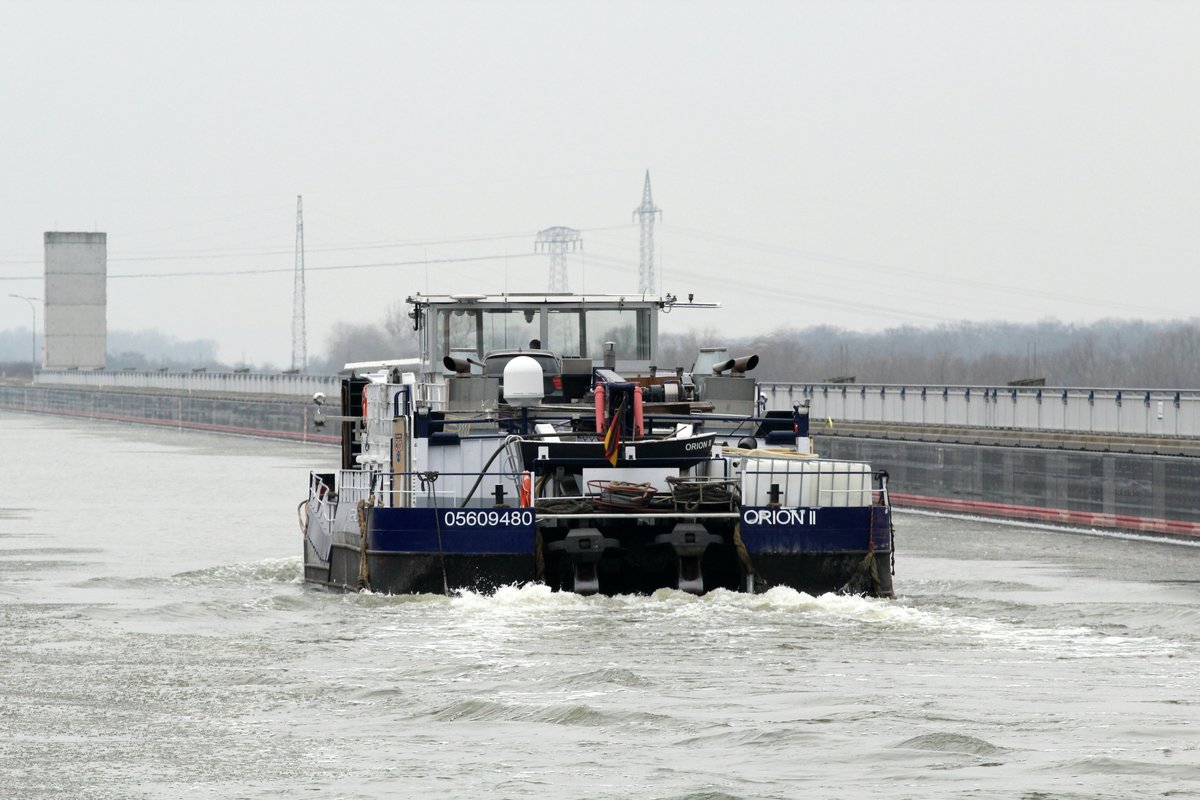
301, 293, 894, 597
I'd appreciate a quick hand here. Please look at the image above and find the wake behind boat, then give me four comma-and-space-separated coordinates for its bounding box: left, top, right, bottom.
301, 292, 894, 597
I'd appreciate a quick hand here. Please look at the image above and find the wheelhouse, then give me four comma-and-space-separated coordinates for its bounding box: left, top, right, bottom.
408, 293, 671, 379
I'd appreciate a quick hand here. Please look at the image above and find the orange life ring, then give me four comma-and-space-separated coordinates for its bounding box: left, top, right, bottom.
361, 388, 368, 419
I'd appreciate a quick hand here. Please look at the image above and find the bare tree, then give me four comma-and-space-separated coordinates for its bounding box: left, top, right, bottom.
296, 313, 1200, 387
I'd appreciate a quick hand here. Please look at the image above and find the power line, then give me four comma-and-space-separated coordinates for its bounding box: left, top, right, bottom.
0, 224, 633, 267
660, 223, 1184, 318
1, 252, 544, 281
101, 252, 543, 280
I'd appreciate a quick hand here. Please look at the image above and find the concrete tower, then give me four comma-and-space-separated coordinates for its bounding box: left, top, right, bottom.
43, 232, 106, 370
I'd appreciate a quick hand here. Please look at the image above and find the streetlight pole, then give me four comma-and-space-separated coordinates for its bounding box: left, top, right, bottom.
8, 294, 40, 381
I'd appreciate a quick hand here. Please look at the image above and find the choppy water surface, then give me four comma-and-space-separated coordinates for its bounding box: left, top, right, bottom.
2, 413, 1198, 799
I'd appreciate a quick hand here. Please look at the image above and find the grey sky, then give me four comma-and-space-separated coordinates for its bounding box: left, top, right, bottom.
2, 0, 1197, 366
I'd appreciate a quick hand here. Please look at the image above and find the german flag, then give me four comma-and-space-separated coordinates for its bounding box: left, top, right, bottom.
603, 396, 624, 466
603, 414, 620, 466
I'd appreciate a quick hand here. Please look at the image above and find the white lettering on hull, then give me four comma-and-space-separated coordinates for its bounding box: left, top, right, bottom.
741, 508, 819, 526
443, 510, 535, 527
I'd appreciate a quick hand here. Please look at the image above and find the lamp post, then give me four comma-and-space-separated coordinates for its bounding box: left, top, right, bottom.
8, 294, 40, 380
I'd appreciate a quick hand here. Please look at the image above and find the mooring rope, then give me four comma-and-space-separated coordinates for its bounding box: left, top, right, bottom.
532, 474, 546, 580
890, 514, 897, 576
839, 538, 881, 596
534, 529, 545, 581
297, 499, 308, 537
535, 497, 594, 515
355, 497, 374, 591
667, 476, 739, 512
731, 521, 764, 590
419, 471, 450, 595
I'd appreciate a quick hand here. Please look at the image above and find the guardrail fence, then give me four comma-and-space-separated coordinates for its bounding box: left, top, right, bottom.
30, 370, 1200, 438
761, 382, 1200, 438
36, 369, 340, 398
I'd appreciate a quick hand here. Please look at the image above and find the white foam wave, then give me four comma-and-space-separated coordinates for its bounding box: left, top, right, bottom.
431, 582, 935, 632
333, 577, 1185, 662
436, 583, 1181, 659
171, 556, 303, 585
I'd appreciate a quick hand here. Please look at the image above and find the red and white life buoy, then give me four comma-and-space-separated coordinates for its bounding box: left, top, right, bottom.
519, 471, 533, 507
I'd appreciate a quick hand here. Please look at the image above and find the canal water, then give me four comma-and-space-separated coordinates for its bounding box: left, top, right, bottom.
2, 413, 1198, 799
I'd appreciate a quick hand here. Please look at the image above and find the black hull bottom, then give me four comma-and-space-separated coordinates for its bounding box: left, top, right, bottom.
750, 551, 894, 598
320, 544, 536, 594
543, 547, 893, 598
308, 543, 893, 598
542, 543, 743, 596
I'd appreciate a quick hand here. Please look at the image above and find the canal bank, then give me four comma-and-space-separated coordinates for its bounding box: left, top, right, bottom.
818, 433, 1200, 540
0, 382, 337, 445
4, 381, 1198, 541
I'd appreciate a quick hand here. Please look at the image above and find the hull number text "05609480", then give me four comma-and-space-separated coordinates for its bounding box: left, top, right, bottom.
741, 508, 818, 526
443, 510, 535, 527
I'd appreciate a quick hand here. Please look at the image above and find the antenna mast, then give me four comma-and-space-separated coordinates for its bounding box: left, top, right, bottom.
291, 195, 306, 371
633, 170, 662, 294
535, 226, 582, 292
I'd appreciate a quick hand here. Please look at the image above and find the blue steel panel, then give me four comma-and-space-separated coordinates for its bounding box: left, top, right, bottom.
739, 506, 885, 554
369, 507, 535, 555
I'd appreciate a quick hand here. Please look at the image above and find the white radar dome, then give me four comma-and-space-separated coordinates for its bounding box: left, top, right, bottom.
503, 356, 544, 407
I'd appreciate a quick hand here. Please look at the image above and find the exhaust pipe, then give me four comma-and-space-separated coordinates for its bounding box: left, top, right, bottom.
712, 354, 759, 375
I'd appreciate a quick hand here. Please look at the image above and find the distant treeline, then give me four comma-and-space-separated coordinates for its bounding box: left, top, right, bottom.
4, 315, 1198, 389
655, 318, 1200, 388
318, 312, 1200, 389
309, 303, 418, 374
0, 328, 248, 379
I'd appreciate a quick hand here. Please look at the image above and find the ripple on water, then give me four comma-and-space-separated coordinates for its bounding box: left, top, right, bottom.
567, 666, 654, 688
1043, 756, 1200, 780
171, 556, 303, 585
0, 559, 92, 572
71, 557, 303, 594
894, 731, 1011, 756
428, 697, 673, 729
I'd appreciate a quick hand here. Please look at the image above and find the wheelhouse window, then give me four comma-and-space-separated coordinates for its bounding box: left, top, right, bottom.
546, 309, 582, 357
438, 308, 483, 360
547, 307, 650, 360
481, 309, 541, 353
432, 302, 653, 362
437, 307, 543, 359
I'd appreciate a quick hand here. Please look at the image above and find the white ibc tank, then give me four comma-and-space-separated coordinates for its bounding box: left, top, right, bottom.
503, 355, 544, 407
740, 457, 871, 508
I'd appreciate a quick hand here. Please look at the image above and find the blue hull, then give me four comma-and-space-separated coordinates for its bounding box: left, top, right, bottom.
311, 504, 893, 597
369, 507, 537, 555
737, 505, 893, 553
